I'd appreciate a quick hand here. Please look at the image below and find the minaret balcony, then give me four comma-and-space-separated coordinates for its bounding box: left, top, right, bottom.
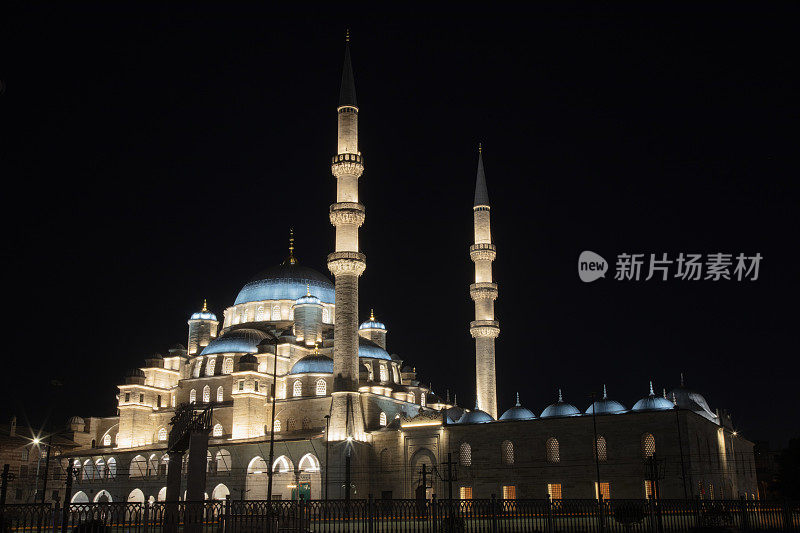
327, 251, 367, 277
470, 243, 496, 261
470, 282, 498, 300
331, 153, 364, 178
470, 320, 500, 338
329, 202, 366, 227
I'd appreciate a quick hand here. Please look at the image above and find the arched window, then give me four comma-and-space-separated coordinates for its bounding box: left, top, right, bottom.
95, 458, 105, 479
273, 420, 281, 432
202, 385, 210, 403
189, 389, 196, 404
546, 437, 560, 463
157, 427, 168, 441
379, 364, 388, 382
256, 306, 265, 321
316, 379, 326, 396
421, 392, 427, 407
102, 434, 111, 446
130, 455, 147, 478
302, 417, 311, 430
408, 392, 415, 404
642, 433, 656, 458
287, 418, 297, 431
293, 380, 302, 397
501, 440, 514, 465
322, 308, 330, 323
299, 454, 319, 472
241, 309, 248, 323
217, 386, 224, 403
459, 443, 472, 466
379, 412, 387, 426
212, 424, 223, 437
216, 450, 231, 473
205, 358, 216, 376
273, 456, 291, 473
271, 305, 281, 321
595, 436, 608, 462
223, 358, 233, 374
392, 366, 399, 383
107, 457, 116, 479
193, 362, 201, 378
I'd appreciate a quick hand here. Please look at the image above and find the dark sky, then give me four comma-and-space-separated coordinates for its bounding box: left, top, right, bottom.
3, 4, 798, 447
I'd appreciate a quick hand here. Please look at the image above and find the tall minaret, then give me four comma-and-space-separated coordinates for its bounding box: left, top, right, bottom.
469, 144, 499, 419
327, 31, 367, 442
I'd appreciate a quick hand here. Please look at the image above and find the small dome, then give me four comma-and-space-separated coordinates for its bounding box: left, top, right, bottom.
200, 328, 273, 356
358, 337, 391, 360
632, 382, 675, 412
668, 375, 717, 421
359, 310, 386, 331
586, 385, 627, 415
290, 354, 334, 374
500, 393, 536, 421
541, 389, 581, 418
190, 300, 217, 321
294, 286, 322, 306
457, 406, 494, 424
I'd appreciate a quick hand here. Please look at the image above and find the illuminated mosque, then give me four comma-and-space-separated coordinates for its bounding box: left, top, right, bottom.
60, 36, 757, 504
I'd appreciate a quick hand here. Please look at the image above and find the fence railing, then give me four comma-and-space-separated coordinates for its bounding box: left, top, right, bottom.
0, 497, 798, 532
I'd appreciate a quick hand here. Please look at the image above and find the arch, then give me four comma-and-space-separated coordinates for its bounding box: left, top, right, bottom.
271, 305, 281, 321
130, 455, 147, 478
157, 487, 167, 501
223, 358, 233, 374
379, 364, 388, 382
212, 424, 223, 437
189, 389, 197, 403
72, 459, 82, 481
93, 490, 113, 503
546, 437, 560, 463
299, 453, 320, 472
205, 358, 216, 377
107, 457, 116, 479
256, 306, 265, 321
148, 454, 159, 475
203, 385, 211, 403
501, 440, 514, 465
293, 380, 302, 397
379, 412, 387, 427
127, 488, 145, 503
298, 453, 322, 499
246, 456, 268, 500
216, 386, 224, 403
95, 458, 106, 479
596, 435, 608, 462
273, 419, 281, 432
272, 455, 293, 473
71, 491, 89, 503
215, 450, 231, 473
410, 448, 437, 499
315, 379, 326, 396
642, 433, 656, 458
102, 434, 111, 446
83, 459, 95, 480
248, 456, 267, 473
158, 427, 168, 441
459, 443, 472, 467
212, 483, 230, 500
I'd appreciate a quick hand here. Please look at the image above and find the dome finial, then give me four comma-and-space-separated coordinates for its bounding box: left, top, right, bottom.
478, 142, 482, 154
603, 384, 608, 399
202, 299, 208, 312
287, 228, 298, 265
313, 341, 319, 354
558, 388, 563, 402
306, 283, 311, 297
454, 393, 458, 406
649, 381, 655, 396
515, 392, 521, 406
345, 28, 350, 43
369, 308, 375, 321
663, 388, 667, 399
672, 392, 677, 405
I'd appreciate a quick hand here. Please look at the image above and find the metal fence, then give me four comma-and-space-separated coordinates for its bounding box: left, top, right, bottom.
0, 497, 798, 532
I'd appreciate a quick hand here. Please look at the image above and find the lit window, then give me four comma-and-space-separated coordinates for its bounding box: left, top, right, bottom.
379, 365, 388, 382
644, 480, 655, 499
459, 443, 472, 467
709, 482, 714, 500
242, 309, 248, 322
316, 379, 326, 396
171, 395, 176, 407
502, 485, 516, 500
293, 380, 302, 397
595, 436, 608, 462
124, 393, 130, 403
322, 308, 330, 323
287, 418, 297, 431
202, 386, 210, 403
205, 358, 216, 376
102, 434, 111, 447
223, 358, 233, 374
273, 420, 281, 432
379, 412, 387, 426
642, 433, 656, 458
421, 393, 427, 407
459, 486, 473, 500
189, 389, 196, 404
593, 482, 610, 500
193, 361, 201, 378
216, 386, 224, 402
256, 306, 265, 321
546, 438, 560, 463
157, 428, 167, 441
212, 424, 223, 437
271, 305, 281, 321
547, 483, 562, 500
501, 440, 514, 465
392, 366, 399, 383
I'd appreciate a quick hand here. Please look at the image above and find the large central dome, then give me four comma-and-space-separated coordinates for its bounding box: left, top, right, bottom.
234, 263, 335, 305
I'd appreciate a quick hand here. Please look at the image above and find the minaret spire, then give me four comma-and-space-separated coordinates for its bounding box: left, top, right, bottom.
339, 29, 357, 108
286, 228, 298, 265
469, 143, 499, 419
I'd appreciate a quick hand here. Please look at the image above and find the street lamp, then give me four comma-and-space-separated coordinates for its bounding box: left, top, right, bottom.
266, 336, 279, 504
324, 415, 330, 501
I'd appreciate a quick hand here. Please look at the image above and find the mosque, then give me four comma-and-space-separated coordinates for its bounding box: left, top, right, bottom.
59, 37, 757, 504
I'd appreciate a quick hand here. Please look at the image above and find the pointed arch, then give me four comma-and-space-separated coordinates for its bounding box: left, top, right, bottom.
298, 453, 320, 472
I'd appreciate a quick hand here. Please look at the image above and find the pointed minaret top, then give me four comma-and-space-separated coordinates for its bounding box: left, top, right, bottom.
286, 228, 298, 265
474, 143, 490, 207
339, 30, 358, 108
202, 299, 208, 312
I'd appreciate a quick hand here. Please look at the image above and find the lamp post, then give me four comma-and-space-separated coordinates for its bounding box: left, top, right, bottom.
590, 391, 604, 532
266, 337, 279, 503
324, 415, 330, 501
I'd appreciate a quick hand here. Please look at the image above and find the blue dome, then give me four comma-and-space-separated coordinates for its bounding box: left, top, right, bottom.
358, 338, 391, 360
200, 328, 271, 356
632, 382, 675, 412
500, 393, 536, 421
541, 390, 581, 418
668, 376, 717, 421
190, 311, 218, 321
295, 293, 322, 306
235, 263, 334, 305
289, 354, 333, 374
359, 319, 386, 330
457, 408, 494, 424
586, 386, 627, 415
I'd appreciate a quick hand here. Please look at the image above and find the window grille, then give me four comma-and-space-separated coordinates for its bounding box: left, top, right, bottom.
595, 436, 608, 462
501, 440, 514, 465
546, 438, 560, 463
379, 412, 387, 426
223, 358, 233, 374
158, 428, 167, 441
547, 483, 562, 500
102, 434, 111, 446
287, 418, 297, 431
459, 486, 473, 499
202, 386, 210, 403
273, 420, 281, 432
189, 389, 196, 403
212, 424, 223, 437
217, 386, 224, 402
642, 433, 656, 458
595, 482, 611, 500
293, 381, 302, 397
316, 379, 326, 396
459, 443, 472, 466
502, 485, 516, 500
205, 358, 215, 376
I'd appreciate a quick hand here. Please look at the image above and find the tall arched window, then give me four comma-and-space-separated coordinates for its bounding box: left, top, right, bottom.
273, 420, 281, 432
202, 385, 210, 403
205, 358, 216, 376
271, 305, 281, 321
642, 433, 656, 458
189, 389, 197, 404
316, 379, 326, 396
157, 428, 168, 441
256, 306, 265, 321
595, 436, 608, 462
379, 364, 388, 382
223, 358, 233, 374
408, 392, 415, 404
421, 392, 427, 407
379, 412, 387, 426
216, 450, 231, 473
103, 434, 111, 446
546, 437, 560, 463
241, 309, 248, 322
501, 440, 514, 465
212, 424, 223, 437
392, 366, 399, 383
107, 457, 116, 479
322, 308, 330, 323
459, 443, 472, 466
130, 455, 147, 478
193, 362, 201, 378
216, 386, 224, 402
293, 380, 302, 397
95, 458, 105, 479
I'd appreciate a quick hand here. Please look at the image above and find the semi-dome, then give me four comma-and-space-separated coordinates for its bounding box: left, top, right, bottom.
235, 263, 334, 306
456, 404, 494, 424
668, 374, 717, 421
541, 389, 581, 418
359, 309, 386, 330
586, 385, 627, 415
190, 299, 217, 321
500, 392, 536, 421
632, 382, 675, 411
290, 354, 334, 374
358, 337, 391, 360
200, 328, 273, 356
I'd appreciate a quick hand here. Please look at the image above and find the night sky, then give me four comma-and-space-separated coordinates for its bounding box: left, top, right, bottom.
3, 4, 798, 447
